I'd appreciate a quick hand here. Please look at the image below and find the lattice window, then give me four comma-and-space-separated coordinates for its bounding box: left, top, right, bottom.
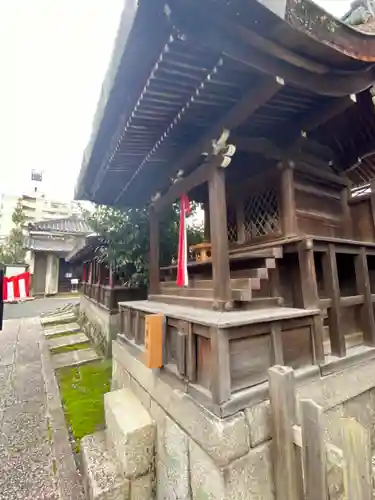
244, 188, 280, 239
227, 205, 237, 243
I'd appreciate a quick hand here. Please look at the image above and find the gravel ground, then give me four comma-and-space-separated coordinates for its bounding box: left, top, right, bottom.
0, 317, 61, 499
4, 297, 79, 320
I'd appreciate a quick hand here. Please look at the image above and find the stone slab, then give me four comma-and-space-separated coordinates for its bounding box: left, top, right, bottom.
41, 312, 77, 326
48, 332, 89, 350
52, 348, 101, 369
113, 340, 250, 467
118, 300, 319, 328
44, 322, 81, 338
104, 388, 155, 478
81, 431, 130, 500
130, 474, 152, 500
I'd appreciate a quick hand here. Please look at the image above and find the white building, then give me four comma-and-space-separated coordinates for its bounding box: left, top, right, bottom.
0, 170, 81, 236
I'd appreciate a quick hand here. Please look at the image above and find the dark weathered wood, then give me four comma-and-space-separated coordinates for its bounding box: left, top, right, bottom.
210, 328, 231, 404
297, 246, 325, 362
341, 418, 372, 500
176, 330, 186, 376
300, 399, 327, 500
341, 187, 353, 239
134, 311, 141, 345
322, 244, 345, 357
271, 323, 284, 365
150, 76, 281, 205
154, 156, 219, 213
149, 207, 160, 295
280, 162, 297, 236
187, 322, 197, 382
235, 199, 246, 244
355, 247, 375, 346
268, 366, 301, 500
203, 201, 210, 242
208, 166, 232, 308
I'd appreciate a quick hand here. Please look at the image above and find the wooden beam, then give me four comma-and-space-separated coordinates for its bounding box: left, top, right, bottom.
208, 165, 232, 308
297, 245, 325, 363
293, 96, 355, 137
170, 8, 375, 96
149, 207, 160, 295
235, 199, 246, 244
150, 76, 282, 201
279, 162, 297, 237
322, 244, 346, 357
340, 186, 353, 239
203, 201, 210, 241
355, 247, 375, 346
210, 327, 231, 404
268, 366, 301, 500
153, 155, 221, 213
300, 399, 327, 500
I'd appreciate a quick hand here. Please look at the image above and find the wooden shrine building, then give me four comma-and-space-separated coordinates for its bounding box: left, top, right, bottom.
75, 2, 375, 498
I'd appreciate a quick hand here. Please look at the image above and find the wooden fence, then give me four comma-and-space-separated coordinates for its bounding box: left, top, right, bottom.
269, 366, 374, 500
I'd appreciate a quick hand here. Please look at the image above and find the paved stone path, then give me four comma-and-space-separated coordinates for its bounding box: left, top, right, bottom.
4, 297, 79, 320
0, 318, 60, 499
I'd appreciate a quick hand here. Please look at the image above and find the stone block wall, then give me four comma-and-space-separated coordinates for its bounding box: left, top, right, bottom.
78, 295, 120, 357
112, 339, 375, 500
112, 340, 275, 500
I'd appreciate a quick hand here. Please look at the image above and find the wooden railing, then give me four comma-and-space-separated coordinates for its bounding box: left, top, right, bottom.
269, 365, 374, 500
81, 282, 146, 311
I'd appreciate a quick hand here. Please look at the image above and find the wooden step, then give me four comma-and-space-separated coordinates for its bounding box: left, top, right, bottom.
159, 287, 214, 298
229, 245, 283, 260
149, 294, 215, 309
161, 277, 262, 291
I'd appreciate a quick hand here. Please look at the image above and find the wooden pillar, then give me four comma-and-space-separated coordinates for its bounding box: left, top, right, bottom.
279, 161, 297, 237
355, 247, 375, 346
208, 166, 232, 309
297, 243, 325, 363
340, 186, 352, 239
268, 366, 302, 500
149, 206, 160, 295
370, 180, 375, 238
210, 328, 231, 404
236, 199, 246, 244
109, 265, 114, 288
322, 244, 345, 357
203, 201, 210, 242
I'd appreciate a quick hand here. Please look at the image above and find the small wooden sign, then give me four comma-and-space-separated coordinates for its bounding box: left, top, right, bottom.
144, 314, 164, 369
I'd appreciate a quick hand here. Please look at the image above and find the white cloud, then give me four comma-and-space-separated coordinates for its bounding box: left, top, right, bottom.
0, 0, 124, 201
0, 0, 353, 203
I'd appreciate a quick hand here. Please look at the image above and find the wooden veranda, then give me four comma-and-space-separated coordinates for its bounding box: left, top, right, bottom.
74, 0, 375, 416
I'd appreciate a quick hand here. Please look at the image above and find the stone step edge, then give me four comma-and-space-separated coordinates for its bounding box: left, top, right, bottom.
47, 332, 90, 350
80, 431, 129, 500
52, 349, 101, 369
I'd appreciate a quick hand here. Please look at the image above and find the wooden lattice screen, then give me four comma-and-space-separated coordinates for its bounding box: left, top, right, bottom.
243, 187, 280, 239
227, 205, 237, 243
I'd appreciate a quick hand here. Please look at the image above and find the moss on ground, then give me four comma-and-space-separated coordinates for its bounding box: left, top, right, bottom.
50, 342, 90, 355
56, 360, 112, 452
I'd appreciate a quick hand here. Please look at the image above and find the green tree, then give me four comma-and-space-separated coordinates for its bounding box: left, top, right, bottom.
0, 199, 27, 265
83, 203, 204, 287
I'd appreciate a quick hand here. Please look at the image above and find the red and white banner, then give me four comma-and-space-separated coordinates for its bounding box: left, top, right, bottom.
176, 195, 191, 287
3, 272, 31, 302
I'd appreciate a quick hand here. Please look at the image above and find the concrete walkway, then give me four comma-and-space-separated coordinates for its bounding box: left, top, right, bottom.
0, 318, 60, 499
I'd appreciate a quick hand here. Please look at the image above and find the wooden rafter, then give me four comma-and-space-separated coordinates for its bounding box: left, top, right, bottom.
168, 5, 375, 96
116, 76, 282, 204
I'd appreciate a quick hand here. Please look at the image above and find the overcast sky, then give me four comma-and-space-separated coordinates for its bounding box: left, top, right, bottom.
0, 0, 351, 202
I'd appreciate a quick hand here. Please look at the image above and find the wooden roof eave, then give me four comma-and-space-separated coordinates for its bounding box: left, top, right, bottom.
283, 0, 375, 62
167, 3, 375, 97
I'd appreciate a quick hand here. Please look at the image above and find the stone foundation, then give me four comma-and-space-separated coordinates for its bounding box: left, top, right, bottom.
78, 295, 120, 357
112, 338, 375, 500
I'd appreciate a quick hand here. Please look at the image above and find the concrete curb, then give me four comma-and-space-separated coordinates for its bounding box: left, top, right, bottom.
39, 322, 85, 500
